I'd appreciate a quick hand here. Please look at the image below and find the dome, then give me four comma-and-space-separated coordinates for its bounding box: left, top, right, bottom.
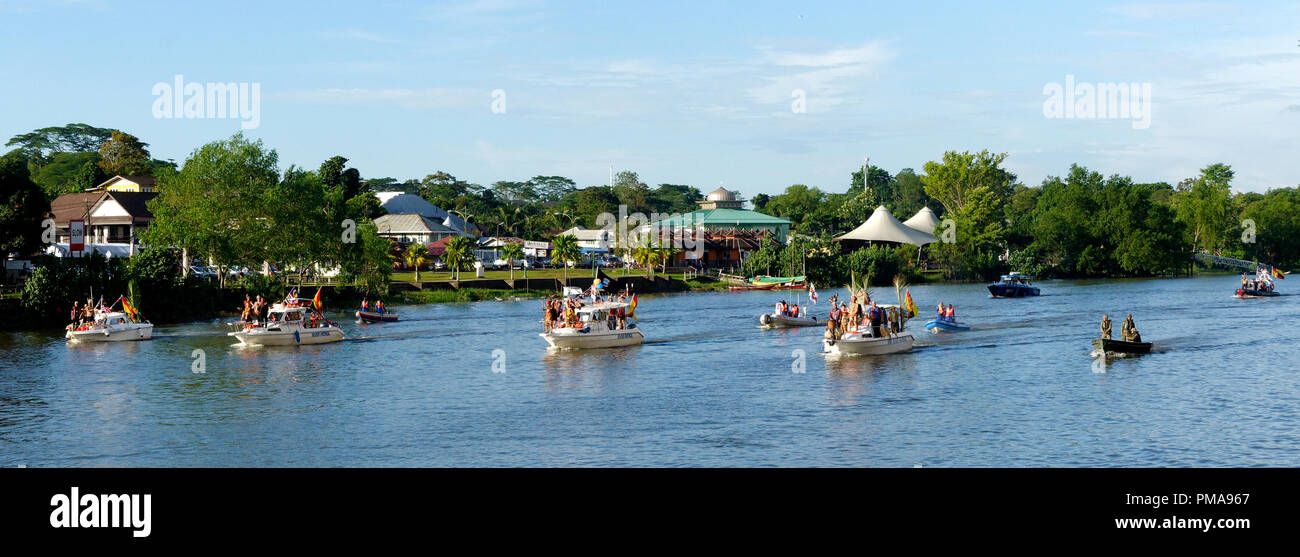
706, 187, 736, 201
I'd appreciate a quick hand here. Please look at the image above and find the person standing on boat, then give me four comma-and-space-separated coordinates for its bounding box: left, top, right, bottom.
376, 299, 384, 315
70, 301, 80, 326
361, 297, 369, 312
1121, 314, 1141, 342
824, 316, 839, 341
945, 304, 955, 321
1100, 314, 1112, 340
829, 303, 841, 325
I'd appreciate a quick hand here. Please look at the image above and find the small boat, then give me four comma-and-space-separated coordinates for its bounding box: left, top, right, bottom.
356, 310, 398, 323
987, 272, 1040, 298
229, 299, 344, 346
759, 312, 818, 328
1234, 278, 1279, 298
730, 275, 806, 291
923, 319, 970, 334
1091, 338, 1152, 356
824, 332, 914, 356
66, 310, 153, 343
540, 301, 643, 349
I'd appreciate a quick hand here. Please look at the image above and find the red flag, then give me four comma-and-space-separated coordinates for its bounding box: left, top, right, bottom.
312, 287, 323, 310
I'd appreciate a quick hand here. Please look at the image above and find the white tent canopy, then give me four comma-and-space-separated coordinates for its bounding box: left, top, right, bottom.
836, 206, 936, 246
902, 206, 941, 235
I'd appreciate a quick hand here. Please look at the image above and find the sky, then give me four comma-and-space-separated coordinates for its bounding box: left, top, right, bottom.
1, 0, 1297, 196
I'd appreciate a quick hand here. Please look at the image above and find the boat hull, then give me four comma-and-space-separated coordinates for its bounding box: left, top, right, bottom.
66, 324, 154, 342
923, 319, 970, 333
759, 314, 819, 328
987, 284, 1040, 297
1234, 288, 1279, 298
1091, 338, 1152, 355
540, 327, 643, 349
356, 310, 398, 323
823, 333, 914, 356
229, 326, 345, 346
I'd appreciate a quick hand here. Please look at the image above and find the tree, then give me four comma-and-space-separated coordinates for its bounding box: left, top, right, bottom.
920, 150, 1018, 215
6, 123, 114, 166
404, 243, 429, 282
30, 151, 104, 196
1173, 163, 1235, 255
550, 234, 581, 282
501, 242, 525, 280
0, 149, 50, 257
441, 235, 474, 280
529, 175, 577, 202
97, 131, 153, 176
760, 184, 826, 229
612, 170, 653, 214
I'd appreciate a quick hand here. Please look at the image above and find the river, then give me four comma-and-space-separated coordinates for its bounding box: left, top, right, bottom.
1, 275, 1296, 467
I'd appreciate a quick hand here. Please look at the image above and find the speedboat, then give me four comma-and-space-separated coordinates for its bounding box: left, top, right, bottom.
540, 301, 643, 349
66, 310, 153, 342
823, 331, 914, 356
987, 272, 1040, 298
1091, 338, 1152, 356
759, 313, 819, 328
1234, 278, 1279, 298
229, 300, 344, 346
923, 318, 970, 333
356, 310, 398, 323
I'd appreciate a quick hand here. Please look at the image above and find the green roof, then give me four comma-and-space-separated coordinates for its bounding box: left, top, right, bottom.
650, 208, 790, 227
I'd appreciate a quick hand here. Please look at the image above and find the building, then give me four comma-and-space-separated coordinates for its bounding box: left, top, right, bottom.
375, 192, 477, 236
47, 190, 157, 256
559, 226, 614, 255
88, 175, 158, 193
646, 187, 791, 240
373, 213, 461, 245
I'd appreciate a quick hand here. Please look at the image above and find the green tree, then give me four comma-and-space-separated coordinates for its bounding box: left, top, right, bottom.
501, 242, 525, 280
1173, 163, 1235, 255
0, 149, 50, 257
550, 234, 581, 281
6, 123, 114, 166
920, 150, 1018, 215
97, 130, 153, 176
441, 235, 474, 280
404, 242, 429, 282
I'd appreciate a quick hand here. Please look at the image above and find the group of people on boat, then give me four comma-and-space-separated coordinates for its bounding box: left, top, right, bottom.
823, 292, 897, 341
774, 300, 801, 318
239, 295, 271, 325
66, 298, 108, 332
359, 297, 385, 314
934, 303, 958, 322
542, 294, 632, 333
1100, 314, 1141, 342
1240, 273, 1275, 294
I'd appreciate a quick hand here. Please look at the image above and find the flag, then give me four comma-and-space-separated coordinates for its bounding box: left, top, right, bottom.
121, 296, 138, 320
905, 290, 918, 318
808, 283, 818, 304
288, 286, 300, 301
1274, 268, 1286, 279
628, 294, 638, 321
312, 287, 322, 310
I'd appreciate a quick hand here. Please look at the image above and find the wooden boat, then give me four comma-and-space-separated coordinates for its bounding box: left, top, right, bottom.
730, 275, 806, 291
356, 310, 398, 323
923, 318, 970, 334
759, 312, 819, 328
1091, 338, 1152, 355
987, 272, 1040, 298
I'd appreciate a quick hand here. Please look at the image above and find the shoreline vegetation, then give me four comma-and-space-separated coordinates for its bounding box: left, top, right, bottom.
5, 127, 1297, 331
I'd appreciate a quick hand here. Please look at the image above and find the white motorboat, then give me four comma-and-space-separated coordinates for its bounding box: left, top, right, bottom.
66, 310, 153, 343
540, 300, 643, 349
823, 331, 914, 356
229, 300, 344, 346
759, 312, 819, 328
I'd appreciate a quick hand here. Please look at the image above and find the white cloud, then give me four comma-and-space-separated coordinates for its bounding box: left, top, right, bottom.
276, 87, 482, 110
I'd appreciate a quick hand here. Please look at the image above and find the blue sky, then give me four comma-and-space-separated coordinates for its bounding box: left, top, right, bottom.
1, 0, 1297, 195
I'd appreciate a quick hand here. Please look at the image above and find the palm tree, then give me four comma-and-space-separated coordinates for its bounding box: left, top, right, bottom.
442, 235, 473, 280
501, 242, 524, 281
404, 243, 429, 283
495, 206, 521, 237
550, 234, 581, 282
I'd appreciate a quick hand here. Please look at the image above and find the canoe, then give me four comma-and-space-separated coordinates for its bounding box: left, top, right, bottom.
356, 310, 398, 323
759, 313, 819, 328
1091, 338, 1152, 355
923, 319, 970, 333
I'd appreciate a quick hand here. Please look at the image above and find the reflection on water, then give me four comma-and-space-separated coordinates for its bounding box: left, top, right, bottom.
2, 275, 1299, 467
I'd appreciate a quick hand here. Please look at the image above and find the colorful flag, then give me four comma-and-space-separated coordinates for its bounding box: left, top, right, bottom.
312, 287, 323, 310
288, 286, 300, 301
905, 290, 918, 318
120, 296, 138, 320
628, 294, 638, 321
808, 283, 818, 304
1274, 268, 1286, 279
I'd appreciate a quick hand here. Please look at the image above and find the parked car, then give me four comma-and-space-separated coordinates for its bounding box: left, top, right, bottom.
189, 266, 217, 280
433, 260, 447, 271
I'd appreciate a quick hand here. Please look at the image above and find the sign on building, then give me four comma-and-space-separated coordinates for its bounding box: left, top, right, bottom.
69, 219, 85, 254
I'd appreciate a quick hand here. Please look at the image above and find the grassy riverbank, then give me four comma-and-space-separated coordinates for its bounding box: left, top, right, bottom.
396, 288, 551, 304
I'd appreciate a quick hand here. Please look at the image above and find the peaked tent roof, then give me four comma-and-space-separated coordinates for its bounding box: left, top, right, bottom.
902, 206, 941, 234
835, 206, 936, 246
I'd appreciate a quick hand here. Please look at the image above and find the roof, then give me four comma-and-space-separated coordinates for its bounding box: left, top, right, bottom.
374, 191, 476, 235
902, 207, 940, 234
650, 208, 790, 227
90, 175, 157, 191
48, 192, 105, 226
836, 206, 936, 246
98, 191, 158, 220
560, 227, 612, 242
705, 187, 736, 201
373, 213, 459, 235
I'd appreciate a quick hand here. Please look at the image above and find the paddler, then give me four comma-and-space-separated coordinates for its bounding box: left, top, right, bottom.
1100, 314, 1112, 340
1121, 314, 1141, 342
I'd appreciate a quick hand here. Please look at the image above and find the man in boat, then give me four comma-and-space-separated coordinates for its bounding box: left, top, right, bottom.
375, 299, 384, 314
828, 303, 841, 325
867, 302, 882, 338
791, 303, 800, 318
1121, 314, 1141, 342
936, 302, 945, 321
1100, 314, 1112, 340
361, 297, 369, 312
70, 301, 80, 326
824, 316, 840, 341
945, 304, 955, 321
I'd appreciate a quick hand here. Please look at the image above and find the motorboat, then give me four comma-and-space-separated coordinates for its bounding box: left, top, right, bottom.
759, 312, 819, 328
729, 275, 807, 291
1091, 338, 1152, 356
987, 272, 1040, 298
923, 318, 970, 333
229, 299, 344, 346
822, 303, 914, 356
66, 310, 153, 342
1234, 277, 1279, 298
540, 300, 643, 349
356, 310, 398, 323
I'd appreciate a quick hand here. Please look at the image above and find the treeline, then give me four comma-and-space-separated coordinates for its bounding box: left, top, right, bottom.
752, 151, 1299, 281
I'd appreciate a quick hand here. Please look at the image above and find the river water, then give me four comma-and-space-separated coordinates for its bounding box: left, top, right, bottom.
1, 275, 1296, 467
